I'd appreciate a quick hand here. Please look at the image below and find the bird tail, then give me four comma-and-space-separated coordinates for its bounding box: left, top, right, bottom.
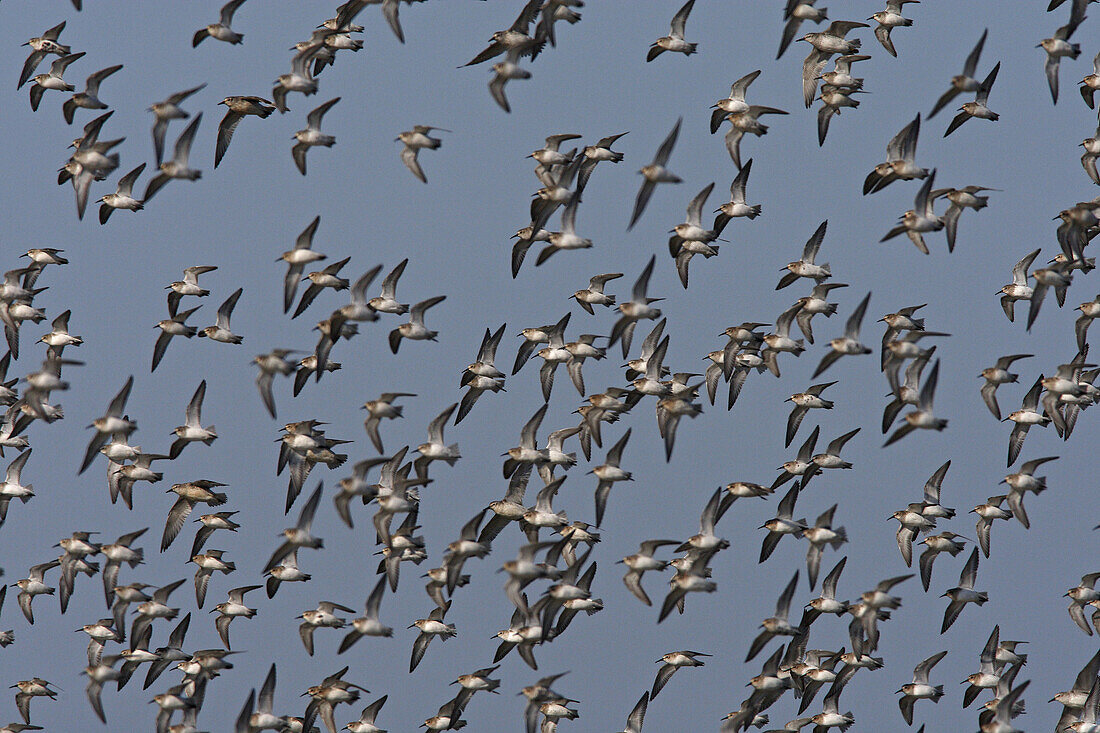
128, 549, 144, 567
932, 685, 945, 701
976, 592, 989, 605
830, 527, 847, 549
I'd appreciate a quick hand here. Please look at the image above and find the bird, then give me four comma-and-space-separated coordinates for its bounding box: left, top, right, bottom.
647, 0, 697, 61
980, 354, 1032, 420
280, 216, 328, 313
409, 602, 457, 672
362, 393, 415, 452
870, 0, 919, 57
1040, 0, 1086, 104
617, 691, 649, 733
933, 185, 997, 252
803, 505, 847, 589
272, 41, 329, 113
1005, 376, 1050, 465
397, 125, 448, 183
944, 62, 1002, 136
28, 52, 85, 112
193, 0, 248, 46
798, 20, 868, 108
713, 159, 762, 235
344, 695, 388, 733
264, 482, 325, 574
18, 21, 71, 90
778, 219, 831, 289
298, 601, 355, 656
12, 679, 57, 724
79, 376, 135, 474
197, 287, 244, 343
388, 295, 446, 354
721, 105, 788, 169
213, 585, 261, 650
880, 172, 943, 255
777, 0, 828, 59
930, 29, 988, 117
941, 547, 987, 632
628, 118, 682, 230
884, 359, 946, 445
290, 96, 340, 175
487, 47, 532, 114
746, 571, 802, 661
999, 248, 1041, 322
709, 70, 761, 133
14, 560, 58, 625
814, 292, 872, 377
144, 112, 203, 202
864, 114, 926, 194
97, 163, 145, 224
253, 349, 299, 419
62, 64, 122, 125
149, 83, 206, 166
784, 381, 836, 447
216, 96, 275, 168
897, 650, 947, 725
191, 549, 235, 609
651, 651, 709, 700
293, 256, 351, 318
591, 428, 632, 526
760, 484, 807, 562
169, 380, 217, 459
463, 0, 545, 67
161, 481, 228, 551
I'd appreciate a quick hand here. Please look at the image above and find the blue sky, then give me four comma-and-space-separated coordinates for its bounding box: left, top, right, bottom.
0, 1, 1097, 731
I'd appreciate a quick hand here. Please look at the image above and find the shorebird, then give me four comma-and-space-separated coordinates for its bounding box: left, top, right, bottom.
880, 172, 943, 254
97, 163, 145, 224
1040, 0, 1086, 104
647, 0, 697, 61
709, 69, 761, 132
798, 20, 868, 107
944, 62, 1001, 136
897, 650, 947, 725
999, 248, 1041, 322
144, 113, 203, 202
930, 29, 987, 117
628, 118, 683, 230
870, 0, 918, 57
814, 292, 872, 377
194, 0, 248, 45
62, 64, 122, 125
388, 296, 446, 354
28, 52, 84, 112
18, 21, 71, 90
864, 114, 927, 194
932, 185, 997, 252
197, 288, 243, 344
215, 95, 275, 168
777, 1, 828, 59
397, 124, 447, 183
149, 83, 206, 166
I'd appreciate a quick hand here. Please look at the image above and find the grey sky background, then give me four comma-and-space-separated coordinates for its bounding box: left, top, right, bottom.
0, 0, 1097, 731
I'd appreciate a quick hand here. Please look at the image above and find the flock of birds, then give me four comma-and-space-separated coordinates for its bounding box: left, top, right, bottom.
3, 0, 1100, 732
